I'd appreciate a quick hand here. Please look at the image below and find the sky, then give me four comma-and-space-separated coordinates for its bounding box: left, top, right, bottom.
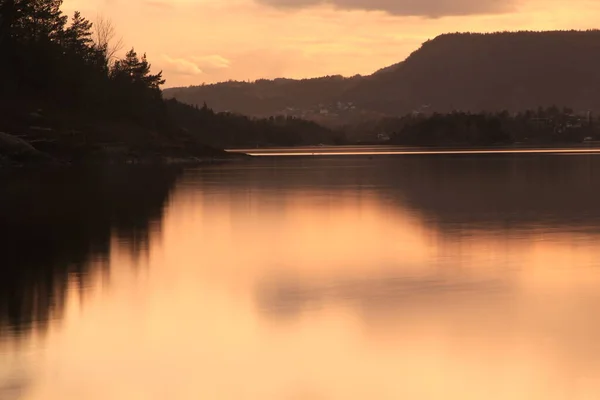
62, 0, 600, 87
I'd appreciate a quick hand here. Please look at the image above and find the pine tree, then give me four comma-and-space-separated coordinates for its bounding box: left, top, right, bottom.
11, 0, 67, 43
111, 48, 165, 90
62, 11, 93, 58
1, 0, 167, 125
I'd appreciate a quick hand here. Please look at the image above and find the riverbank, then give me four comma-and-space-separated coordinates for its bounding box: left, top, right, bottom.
228, 144, 600, 157
0, 131, 244, 167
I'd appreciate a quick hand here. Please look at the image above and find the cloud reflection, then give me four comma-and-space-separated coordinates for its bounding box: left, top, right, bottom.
256, 271, 511, 319
0, 378, 30, 400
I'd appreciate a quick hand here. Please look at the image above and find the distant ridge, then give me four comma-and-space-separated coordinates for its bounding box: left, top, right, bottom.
163, 75, 363, 119
164, 30, 600, 120
372, 62, 403, 75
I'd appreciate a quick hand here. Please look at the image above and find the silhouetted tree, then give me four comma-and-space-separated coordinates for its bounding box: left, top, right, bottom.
93, 15, 123, 65
0, 0, 171, 124
62, 11, 93, 56
111, 49, 164, 89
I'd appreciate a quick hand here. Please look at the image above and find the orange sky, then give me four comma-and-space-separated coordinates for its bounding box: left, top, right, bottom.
62, 0, 600, 87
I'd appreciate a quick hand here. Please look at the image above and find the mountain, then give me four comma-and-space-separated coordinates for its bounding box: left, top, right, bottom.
371, 62, 404, 75
164, 30, 600, 120
348, 30, 600, 115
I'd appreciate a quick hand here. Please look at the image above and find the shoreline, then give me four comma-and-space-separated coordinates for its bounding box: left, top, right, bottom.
0, 130, 249, 169
228, 144, 600, 157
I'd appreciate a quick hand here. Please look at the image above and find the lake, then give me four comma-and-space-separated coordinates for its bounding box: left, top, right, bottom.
2, 150, 600, 400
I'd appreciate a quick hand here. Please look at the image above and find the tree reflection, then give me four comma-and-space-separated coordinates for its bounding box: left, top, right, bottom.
0, 167, 180, 336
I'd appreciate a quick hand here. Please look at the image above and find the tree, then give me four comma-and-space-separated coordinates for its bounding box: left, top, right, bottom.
62, 12, 93, 58
0, 0, 17, 46
0, 0, 167, 121
111, 48, 165, 90
93, 15, 123, 65
10, 0, 67, 43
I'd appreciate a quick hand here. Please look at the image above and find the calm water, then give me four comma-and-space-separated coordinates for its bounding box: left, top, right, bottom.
3, 152, 600, 400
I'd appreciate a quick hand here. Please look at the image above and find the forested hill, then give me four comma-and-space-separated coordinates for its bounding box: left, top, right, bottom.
164, 30, 600, 120
165, 100, 345, 148
349, 30, 600, 115
164, 75, 363, 117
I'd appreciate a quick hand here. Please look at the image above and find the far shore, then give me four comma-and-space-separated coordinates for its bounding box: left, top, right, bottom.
227, 142, 600, 154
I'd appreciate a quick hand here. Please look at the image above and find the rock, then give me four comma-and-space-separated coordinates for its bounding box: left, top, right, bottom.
29, 109, 44, 120
0, 131, 40, 153
0, 132, 52, 165
29, 126, 54, 132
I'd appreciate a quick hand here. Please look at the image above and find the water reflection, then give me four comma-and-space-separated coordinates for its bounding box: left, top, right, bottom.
0, 167, 179, 336
2, 155, 600, 399
257, 272, 512, 321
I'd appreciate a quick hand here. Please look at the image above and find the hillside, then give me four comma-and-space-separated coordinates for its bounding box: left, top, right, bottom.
165, 100, 346, 148
348, 30, 600, 115
164, 30, 600, 120
164, 75, 363, 119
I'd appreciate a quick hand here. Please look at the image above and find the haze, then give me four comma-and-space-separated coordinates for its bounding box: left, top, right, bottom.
55, 0, 600, 86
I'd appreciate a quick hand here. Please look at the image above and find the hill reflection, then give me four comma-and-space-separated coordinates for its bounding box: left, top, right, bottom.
0, 167, 180, 336
179, 155, 600, 321
184, 154, 600, 231
387, 154, 600, 230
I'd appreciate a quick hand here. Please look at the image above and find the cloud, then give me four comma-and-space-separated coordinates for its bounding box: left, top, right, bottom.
161, 55, 204, 76
255, 0, 515, 17
161, 55, 231, 77
190, 55, 232, 71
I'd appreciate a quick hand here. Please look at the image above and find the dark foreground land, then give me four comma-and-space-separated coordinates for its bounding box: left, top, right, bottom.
0, 102, 242, 167
0, 2, 245, 167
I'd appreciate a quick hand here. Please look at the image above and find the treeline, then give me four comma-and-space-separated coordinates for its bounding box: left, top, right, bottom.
0, 0, 166, 127
368, 107, 596, 146
166, 100, 345, 148
0, 0, 222, 164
